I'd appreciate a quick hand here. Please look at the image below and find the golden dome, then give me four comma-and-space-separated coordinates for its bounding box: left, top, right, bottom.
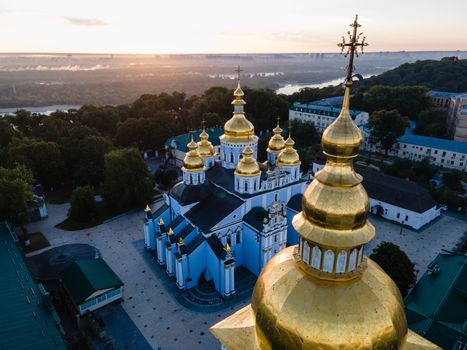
251, 247, 407, 349
267, 119, 285, 152
235, 146, 260, 177
197, 127, 215, 157
221, 71, 257, 143
276, 131, 300, 166
181, 136, 204, 172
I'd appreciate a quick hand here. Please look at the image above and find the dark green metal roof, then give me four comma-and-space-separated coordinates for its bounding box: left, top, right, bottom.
0, 221, 66, 350
405, 253, 467, 349
60, 258, 123, 305
165, 127, 223, 152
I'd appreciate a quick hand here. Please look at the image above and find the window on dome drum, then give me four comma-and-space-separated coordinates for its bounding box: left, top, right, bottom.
336, 251, 347, 273
405, 215, 408, 221
323, 250, 334, 272
311, 246, 321, 269
303, 241, 311, 264
348, 249, 357, 272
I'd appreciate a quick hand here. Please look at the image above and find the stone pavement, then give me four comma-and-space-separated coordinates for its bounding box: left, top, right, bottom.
26, 202, 466, 349
26, 201, 247, 350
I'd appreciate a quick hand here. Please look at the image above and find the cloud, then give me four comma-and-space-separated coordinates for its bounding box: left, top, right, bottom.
62, 16, 108, 26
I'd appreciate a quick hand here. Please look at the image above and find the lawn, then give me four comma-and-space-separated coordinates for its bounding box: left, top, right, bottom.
55, 202, 133, 231
20, 232, 50, 254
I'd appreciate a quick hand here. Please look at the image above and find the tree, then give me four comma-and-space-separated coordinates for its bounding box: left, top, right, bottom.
368, 109, 408, 155
0, 165, 34, 225
442, 171, 464, 193
289, 120, 319, 148
78, 105, 121, 137
69, 186, 97, 222
0, 119, 16, 148
414, 110, 447, 138
7, 140, 64, 189
154, 167, 178, 189
243, 88, 289, 131
370, 242, 416, 297
62, 135, 113, 186
102, 148, 153, 210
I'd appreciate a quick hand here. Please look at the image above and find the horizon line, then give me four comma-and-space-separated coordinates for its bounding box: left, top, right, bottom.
0, 50, 466, 56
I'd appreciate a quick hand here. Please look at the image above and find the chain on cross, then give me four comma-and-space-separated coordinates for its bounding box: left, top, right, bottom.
337, 15, 369, 85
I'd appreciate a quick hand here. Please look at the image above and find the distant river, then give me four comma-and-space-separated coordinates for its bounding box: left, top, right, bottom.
276, 75, 373, 95
0, 104, 80, 116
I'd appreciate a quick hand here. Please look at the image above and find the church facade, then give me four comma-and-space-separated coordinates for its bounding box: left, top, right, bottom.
143, 76, 306, 297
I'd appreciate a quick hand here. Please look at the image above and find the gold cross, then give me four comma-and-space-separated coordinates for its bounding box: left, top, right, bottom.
337, 15, 369, 85
235, 65, 243, 81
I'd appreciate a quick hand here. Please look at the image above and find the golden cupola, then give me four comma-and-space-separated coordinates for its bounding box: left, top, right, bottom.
267, 119, 286, 153
181, 135, 204, 172
211, 15, 440, 350
197, 126, 215, 157
222, 66, 257, 143
276, 129, 300, 166
235, 146, 260, 177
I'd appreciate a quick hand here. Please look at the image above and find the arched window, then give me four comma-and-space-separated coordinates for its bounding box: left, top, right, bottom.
348, 248, 358, 272
230, 153, 234, 163
302, 241, 310, 264
223, 152, 226, 161
244, 182, 248, 192
336, 250, 347, 273
357, 246, 364, 266
323, 249, 334, 272
189, 174, 193, 185
311, 246, 321, 269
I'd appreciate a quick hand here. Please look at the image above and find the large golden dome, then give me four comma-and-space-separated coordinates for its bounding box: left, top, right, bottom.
235, 146, 260, 177
267, 120, 285, 152
276, 133, 300, 166
181, 137, 204, 172
197, 128, 215, 157
252, 247, 407, 349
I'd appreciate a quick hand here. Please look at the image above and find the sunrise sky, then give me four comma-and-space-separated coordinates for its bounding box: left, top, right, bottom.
1, 0, 466, 54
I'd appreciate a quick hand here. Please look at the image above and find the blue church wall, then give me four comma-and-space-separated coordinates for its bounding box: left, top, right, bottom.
242, 224, 260, 275
286, 208, 300, 245
206, 243, 223, 294
185, 242, 208, 290
182, 228, 198, 246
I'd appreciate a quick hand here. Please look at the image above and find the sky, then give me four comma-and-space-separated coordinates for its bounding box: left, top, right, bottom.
0, 0, 466, 54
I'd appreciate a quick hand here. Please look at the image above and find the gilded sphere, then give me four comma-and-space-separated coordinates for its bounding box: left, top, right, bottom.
252, 246, 407, 350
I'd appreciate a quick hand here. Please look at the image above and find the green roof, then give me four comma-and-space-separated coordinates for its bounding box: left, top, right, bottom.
405, 253, 467, 349
0, 222, 66, 350
165, 127, 224, 153
60, 258, 123, 305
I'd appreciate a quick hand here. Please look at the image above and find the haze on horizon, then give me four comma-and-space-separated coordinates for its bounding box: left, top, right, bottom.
1, 0, 466, 54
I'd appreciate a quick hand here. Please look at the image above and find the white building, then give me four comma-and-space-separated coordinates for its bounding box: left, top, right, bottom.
447, 93, 467, 142
289, 101, 369, 132
364, 125, 467, 172
312, 158, 441, 230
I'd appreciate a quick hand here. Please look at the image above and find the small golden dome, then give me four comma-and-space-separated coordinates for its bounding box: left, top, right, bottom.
267, 119, 285, 152
235, 146, 260, 177
197, 128, 215, 157
251, 247, 408, 349
182, 135, 204, 172
276, 132, 300, 166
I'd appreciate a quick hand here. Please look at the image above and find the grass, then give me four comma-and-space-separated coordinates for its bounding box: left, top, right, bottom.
55, 202, 132, 231
20, 232, 50, 254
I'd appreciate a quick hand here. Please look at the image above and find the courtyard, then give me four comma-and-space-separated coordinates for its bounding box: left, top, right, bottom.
26, 200, 466, 350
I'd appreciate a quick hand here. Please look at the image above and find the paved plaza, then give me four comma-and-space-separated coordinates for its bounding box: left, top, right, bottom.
27, 201, 466, 350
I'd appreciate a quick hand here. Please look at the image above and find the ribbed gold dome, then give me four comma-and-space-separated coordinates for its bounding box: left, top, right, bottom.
252, 247, 407, 349
276, 132, 300, 166
197, 128, 215, 157
221, 77, 256, 143
182, 137, 204, 172
235, 146, 260, 177
267, 120, 285, 152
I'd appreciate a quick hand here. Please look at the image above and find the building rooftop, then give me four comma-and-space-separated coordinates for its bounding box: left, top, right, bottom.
0, 221, 66, 350
165, 127, 223, 152
428, 90, 461, 99
398, 132, 467, 154
243, 207, 268, 232
60, 258, 123, 305
358, 168, 438, 214
290, 101, 365, 120
405, 253, 467, 349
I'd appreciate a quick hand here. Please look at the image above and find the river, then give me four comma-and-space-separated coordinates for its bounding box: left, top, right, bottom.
276, 75, 373, 95
0, 105, 80, 116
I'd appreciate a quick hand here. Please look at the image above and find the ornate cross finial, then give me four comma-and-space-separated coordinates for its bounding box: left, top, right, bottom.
235, 65, 242, 81
201, 118, 206, 130
337, 15, 368, 86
